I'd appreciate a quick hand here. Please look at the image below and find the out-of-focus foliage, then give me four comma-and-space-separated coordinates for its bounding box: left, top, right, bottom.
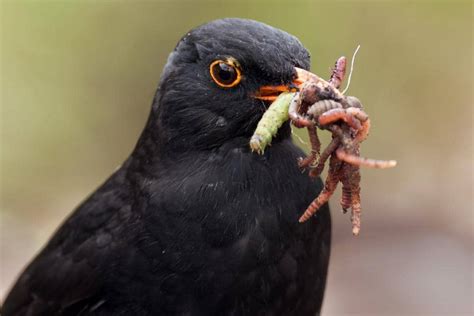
1, 1, 472, 314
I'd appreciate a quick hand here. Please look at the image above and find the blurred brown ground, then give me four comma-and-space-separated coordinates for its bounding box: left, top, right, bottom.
1, 1, 472, 315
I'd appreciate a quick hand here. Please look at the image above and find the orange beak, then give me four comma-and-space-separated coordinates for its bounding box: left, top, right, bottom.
254, 68, 321, 102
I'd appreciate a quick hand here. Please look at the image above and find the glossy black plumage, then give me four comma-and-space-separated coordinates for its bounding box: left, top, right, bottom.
2, 18, 331, 315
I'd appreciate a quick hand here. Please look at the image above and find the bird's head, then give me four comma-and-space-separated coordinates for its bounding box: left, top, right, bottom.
143, 18, 316, 155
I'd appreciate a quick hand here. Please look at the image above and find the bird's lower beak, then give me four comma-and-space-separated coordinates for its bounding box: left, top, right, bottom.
254, 68, 320, 102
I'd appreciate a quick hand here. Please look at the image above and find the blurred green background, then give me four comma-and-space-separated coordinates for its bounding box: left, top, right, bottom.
1, 1, 472, 314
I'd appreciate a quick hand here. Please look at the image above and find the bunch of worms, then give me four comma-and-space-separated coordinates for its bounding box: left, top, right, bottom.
289, 57, 397, 235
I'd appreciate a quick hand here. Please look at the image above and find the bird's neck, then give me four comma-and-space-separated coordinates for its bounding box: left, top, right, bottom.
132, 117, 291, 158
127, 121, 293, 180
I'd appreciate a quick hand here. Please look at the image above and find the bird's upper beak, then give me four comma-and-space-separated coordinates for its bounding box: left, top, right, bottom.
254, 67, 320, 102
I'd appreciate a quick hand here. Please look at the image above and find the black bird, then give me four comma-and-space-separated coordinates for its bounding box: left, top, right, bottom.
2, 18, 331, 315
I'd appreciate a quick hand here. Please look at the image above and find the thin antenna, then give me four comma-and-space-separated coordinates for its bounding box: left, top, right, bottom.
291, 126, 308, 146
342, 44, 361, 95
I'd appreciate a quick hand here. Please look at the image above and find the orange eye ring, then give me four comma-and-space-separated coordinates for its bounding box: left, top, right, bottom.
209, 59, 242, 88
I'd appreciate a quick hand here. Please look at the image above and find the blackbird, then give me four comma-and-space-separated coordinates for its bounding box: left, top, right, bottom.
2, 18, 331, 316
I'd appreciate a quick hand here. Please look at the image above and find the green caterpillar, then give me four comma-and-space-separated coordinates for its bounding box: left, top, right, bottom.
250, 92, 296, 154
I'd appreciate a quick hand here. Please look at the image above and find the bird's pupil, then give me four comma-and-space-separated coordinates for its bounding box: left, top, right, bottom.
209, 59, 241, 87
217, 63, 235, 83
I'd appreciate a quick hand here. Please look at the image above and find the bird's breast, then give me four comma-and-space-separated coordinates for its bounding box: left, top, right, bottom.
129, 138, 329, 314
141, 138, 322, 256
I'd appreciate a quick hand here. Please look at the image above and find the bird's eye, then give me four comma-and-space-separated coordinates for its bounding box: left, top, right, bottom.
210, 59, 241, 88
